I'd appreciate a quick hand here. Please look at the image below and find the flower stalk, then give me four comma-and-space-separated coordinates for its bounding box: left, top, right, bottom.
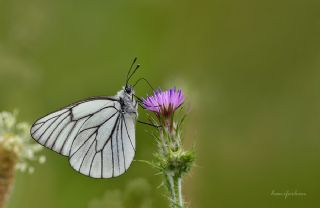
0, 146, 17, 208
142, 88, 195, 208
0, 111, 45, 208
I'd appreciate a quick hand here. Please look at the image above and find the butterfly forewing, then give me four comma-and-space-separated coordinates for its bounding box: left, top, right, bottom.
30, 97, 136, 178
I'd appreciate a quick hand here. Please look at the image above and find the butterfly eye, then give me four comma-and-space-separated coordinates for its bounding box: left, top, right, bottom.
125, 86, 132, 94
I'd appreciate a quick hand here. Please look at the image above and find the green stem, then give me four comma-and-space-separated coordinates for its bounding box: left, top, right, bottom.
157, 122, 191, 208
177, 177, 183, 206
165, 173, 183, 208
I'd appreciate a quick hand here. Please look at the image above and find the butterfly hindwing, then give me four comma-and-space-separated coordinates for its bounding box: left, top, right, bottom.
69, 112, 136, 178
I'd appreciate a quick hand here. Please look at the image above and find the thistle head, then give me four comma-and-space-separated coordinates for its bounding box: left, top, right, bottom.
142, 87, 184, 117
142, 87, 185, 134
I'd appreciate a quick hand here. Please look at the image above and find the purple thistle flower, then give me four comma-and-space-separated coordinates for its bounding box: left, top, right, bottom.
142, 87, 185, 117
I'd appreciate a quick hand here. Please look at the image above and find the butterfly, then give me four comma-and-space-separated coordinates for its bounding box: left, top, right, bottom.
30, 58, 142, 178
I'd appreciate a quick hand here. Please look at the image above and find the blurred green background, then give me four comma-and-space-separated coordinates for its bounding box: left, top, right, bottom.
1, 0, 320, 207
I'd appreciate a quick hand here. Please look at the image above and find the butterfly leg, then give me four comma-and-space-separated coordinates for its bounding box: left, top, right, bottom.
137, 120, 161, 128
138, 102, 146, 109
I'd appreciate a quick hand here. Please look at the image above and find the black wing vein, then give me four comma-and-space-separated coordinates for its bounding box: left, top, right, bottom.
38, 113, 65, 141
120, 117, 126, 171
122, 114, 135, 151
44, 112, 71, 146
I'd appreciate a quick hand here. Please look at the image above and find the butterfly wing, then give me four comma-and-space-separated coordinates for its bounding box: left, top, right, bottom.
69, 112, 136, 178
30, 97, 136, 178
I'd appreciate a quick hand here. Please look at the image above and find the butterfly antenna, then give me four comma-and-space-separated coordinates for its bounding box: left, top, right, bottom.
133, 77, 155, 91
127, 64, 141, 84
126, 57, 137, 85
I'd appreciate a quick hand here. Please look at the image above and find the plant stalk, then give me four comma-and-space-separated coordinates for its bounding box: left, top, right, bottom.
160, 126, 185, 208
0, 147, 16, 208
165, 173, 183, 208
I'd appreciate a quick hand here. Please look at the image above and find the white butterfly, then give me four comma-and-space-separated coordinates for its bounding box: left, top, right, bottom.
30, 59, 140, 178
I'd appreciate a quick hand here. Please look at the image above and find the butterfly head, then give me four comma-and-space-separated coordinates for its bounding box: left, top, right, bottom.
117, 85, 137, 114
117, 85, 135, 103
125, 84, 133, 95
